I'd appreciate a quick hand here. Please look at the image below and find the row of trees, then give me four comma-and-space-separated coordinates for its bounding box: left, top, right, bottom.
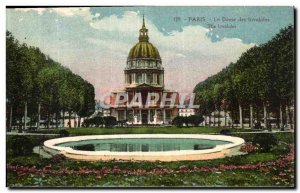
193, 25, 294, 129
6, 31, 95, 131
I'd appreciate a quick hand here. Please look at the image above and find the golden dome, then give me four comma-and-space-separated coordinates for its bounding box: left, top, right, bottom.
127, 15, 161, 61
128, 42, 161, 61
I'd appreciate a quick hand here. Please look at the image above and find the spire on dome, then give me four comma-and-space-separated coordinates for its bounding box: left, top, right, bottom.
139, 15, 149, 42
142, 14, 145, 28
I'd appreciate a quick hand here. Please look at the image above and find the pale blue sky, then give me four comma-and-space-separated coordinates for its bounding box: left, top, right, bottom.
6, 7, 294, 99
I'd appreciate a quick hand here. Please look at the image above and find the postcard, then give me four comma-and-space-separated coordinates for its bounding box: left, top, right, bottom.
6, 6, 295, 188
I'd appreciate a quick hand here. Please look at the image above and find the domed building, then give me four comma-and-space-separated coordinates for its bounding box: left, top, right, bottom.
110, 16, 179, 124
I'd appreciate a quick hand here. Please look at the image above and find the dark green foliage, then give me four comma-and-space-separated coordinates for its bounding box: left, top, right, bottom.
103, 116, 117, 128
8, 136, 34, 156
91, 116, 103, 127
252, 133, 278, 152
188, 115, 204, 126
173, 115, 204, 127
59, 129, 69, 137
83, 116, 104, 127
220, 129, 231, 135
172, 116, 184, 127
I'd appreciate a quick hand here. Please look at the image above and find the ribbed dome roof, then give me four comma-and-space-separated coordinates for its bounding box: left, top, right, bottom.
128, 42, 161, 60
127, 15, 161, 61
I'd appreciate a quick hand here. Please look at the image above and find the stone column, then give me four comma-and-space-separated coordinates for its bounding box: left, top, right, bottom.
142, 73, 145, 83
124, 109, 127, 120
131, 74, 134, 84
152, 73, 156, 84
116, 110, 119, 121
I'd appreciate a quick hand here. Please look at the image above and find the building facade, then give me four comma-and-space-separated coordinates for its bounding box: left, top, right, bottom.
110, 17, 179, 125
178, 108, 196, 117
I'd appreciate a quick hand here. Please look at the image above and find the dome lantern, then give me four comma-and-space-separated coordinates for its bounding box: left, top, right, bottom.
139, 15, 149, 42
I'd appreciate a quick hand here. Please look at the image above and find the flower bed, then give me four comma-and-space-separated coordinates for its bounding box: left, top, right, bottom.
7, 145, 294, 185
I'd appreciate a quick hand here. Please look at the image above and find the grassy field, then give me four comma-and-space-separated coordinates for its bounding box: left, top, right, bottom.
35, 126, 246, 136
7, 127, 295, 188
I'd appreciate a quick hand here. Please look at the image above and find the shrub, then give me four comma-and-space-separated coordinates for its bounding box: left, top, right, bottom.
187, 115, 204, 126
93, 116, 104, 127
59, 129, 69, 137
252, 133, 278, 152
220, 129, 231, 135
172, 116, 184, 127
103, 116, 117, 128
9, 136, 34, 156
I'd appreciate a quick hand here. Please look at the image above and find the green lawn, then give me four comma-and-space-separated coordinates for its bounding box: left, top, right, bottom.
35, 126, 246, 136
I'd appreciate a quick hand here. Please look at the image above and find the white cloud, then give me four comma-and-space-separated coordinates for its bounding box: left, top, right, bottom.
15, 8, 47, 15
90, 11, 142, 34
15, 7, 97, 21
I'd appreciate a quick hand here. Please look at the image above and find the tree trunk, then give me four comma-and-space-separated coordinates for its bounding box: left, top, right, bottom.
256, 106, 259, 123
68, 110, 71, 128
208, 115, 211, 126
239, 103, 243, 129
250, 104, 253, 129
51, 114, 54, 129
286, 105, 293, 130
279, 104, 283, 129
263, 103, 267, 129
47, 110, 50, 129
9, 104, 13, 131
77, 116, 81, 128
224, 110, 227, 127
218, 110, 220, 127
24, 101, 27, 132
37, 103, 41, 130
213, 112, 216, 126
62, 110, 65, 128
55, 113, 59, 129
